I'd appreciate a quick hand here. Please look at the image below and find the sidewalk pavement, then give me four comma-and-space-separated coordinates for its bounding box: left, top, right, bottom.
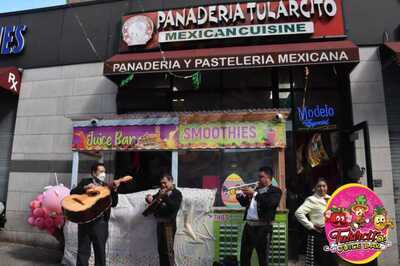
0, 242, 62, 265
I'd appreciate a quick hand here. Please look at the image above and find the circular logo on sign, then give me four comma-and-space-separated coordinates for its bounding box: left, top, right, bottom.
324, 183, 394, 264
122, 15, 154, 46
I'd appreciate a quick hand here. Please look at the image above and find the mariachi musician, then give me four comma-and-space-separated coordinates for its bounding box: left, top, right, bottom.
144, 174, 182, 266
70, 163, 132, 266
236, 166, 282, 266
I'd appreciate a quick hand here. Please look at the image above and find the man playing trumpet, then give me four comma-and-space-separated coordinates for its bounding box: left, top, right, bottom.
236, 166, 282, 266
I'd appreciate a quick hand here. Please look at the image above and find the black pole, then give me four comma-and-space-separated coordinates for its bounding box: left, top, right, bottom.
362, 122, 374, 190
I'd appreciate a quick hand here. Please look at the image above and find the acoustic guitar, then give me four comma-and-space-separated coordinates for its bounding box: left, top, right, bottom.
62, 176, 133, 224
62, 186, 111, 224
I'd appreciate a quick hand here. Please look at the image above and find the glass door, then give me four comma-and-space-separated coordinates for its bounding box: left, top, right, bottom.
346, 121, 374, 190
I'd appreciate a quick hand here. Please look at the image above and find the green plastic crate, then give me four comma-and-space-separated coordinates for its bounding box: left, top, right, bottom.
213, 208, 288, 266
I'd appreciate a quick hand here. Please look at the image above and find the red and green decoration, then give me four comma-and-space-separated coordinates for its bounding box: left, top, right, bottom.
192, 72, 201, 90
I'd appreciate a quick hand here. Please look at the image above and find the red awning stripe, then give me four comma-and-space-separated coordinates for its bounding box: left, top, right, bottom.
104, 40, 359, 75
384, 42, 400, 64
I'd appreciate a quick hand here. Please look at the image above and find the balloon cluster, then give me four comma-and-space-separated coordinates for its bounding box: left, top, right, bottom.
28, 185, 70, 236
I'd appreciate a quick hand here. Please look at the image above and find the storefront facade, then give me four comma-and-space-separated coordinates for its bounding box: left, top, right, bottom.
0, 22, 25, 210
0, 0, 399, 265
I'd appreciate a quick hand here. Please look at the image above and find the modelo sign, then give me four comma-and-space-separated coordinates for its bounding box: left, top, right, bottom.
0, 24, 27, 55
120, 0, 345, 51
297, 104, 336, 129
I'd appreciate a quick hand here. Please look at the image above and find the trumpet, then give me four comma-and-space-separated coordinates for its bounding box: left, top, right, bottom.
225, 182, 258, 191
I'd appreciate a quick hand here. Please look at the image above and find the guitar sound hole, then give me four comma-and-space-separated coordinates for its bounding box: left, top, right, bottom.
73, 198, 85, 205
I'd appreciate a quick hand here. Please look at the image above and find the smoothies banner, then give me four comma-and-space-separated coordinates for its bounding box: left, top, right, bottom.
179, 113, 286, 149
72, 125, 178, 151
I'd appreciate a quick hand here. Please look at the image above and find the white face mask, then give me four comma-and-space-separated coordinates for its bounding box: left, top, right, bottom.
97, 172, 106, 181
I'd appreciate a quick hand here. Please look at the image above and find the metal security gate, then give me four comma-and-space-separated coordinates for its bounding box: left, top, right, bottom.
382, 62, 400, 261
0, 92, 18, 203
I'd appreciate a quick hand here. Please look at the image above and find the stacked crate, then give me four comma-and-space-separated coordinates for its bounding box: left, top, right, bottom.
213, 209, 288, 266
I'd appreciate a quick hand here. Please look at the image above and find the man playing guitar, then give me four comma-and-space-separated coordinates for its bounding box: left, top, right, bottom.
144, 174, 182, 266
70, 163, 132, 266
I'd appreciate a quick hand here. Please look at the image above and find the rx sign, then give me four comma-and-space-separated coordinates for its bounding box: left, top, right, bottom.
0, 67, 21, 95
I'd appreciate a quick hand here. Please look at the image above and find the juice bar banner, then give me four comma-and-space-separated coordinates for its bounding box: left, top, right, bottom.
119, 0, 345, 51
72, 112, 286, 151
72, 125, 178, 151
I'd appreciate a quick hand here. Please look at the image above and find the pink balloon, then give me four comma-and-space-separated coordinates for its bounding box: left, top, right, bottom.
44, 217, 54, 229
42, 208, 49, 217
42, 185, 71, 214
35, 217, 45, 229
33, 208, 44, 218
36, 194, 44, 202
32, 200, 40, 209
27, 216, 35, 225
53, 215, 64, 227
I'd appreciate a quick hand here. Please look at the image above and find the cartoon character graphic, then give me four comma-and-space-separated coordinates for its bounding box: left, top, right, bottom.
73, 130, 88, 150
325, 207, 352, 228
350, 195, 370, 230
163, 128, 178, 149
373, 206, 394, 231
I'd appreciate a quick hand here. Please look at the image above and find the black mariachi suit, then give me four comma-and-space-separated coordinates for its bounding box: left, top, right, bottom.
236, 185, 282, 266
151, 188, 182, 266
70, 177, 118, 266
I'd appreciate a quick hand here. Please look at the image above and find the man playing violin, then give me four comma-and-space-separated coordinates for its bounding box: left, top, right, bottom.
145, 174, 182, 266
71, 163, 132, 266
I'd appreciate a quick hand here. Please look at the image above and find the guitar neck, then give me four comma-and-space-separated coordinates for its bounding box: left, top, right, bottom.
115, 175, 133, 184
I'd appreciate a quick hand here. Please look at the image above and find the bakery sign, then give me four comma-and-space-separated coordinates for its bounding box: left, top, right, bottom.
120, 0, 345, 51
104, 40, 359, 75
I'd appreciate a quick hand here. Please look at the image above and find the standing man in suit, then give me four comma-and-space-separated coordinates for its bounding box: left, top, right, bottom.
71, 163, 132, 266
144, 174, 182, 266
236, 166, 282, 266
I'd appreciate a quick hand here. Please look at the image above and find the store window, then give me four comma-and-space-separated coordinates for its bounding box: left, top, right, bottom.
178, 149, 273, 207
118, 68, 276, 113
117, 73, 171, 113
278, 67, 293, 109
172, 68, 274, 111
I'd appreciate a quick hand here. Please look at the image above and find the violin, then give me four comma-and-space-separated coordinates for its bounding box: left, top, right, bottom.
142, 189, 168, 217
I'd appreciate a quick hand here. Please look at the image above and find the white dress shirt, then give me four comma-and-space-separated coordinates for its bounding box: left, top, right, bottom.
246, 192, 259, 220
295, 193, 330, 230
